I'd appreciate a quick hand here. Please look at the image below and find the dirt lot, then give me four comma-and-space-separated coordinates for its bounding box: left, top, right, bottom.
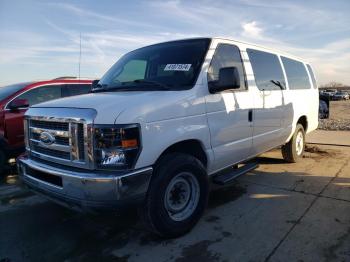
319, 100, 350, 130
1, 141, 349, 262
329, 100, 350, 120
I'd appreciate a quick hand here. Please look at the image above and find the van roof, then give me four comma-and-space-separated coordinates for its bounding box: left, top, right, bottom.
154, 37, 307, 64
212, 37, 305, 61
212, 37, 302, 57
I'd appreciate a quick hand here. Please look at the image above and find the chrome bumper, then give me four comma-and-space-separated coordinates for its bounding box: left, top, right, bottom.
17, 156, 153, 210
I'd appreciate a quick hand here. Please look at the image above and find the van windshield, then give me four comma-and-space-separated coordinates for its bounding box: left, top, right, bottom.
95, 38, 210, 92
0, 82, 31, 101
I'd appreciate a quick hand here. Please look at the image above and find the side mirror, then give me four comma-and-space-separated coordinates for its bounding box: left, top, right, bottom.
91, 79, 100, 91
209, 67, 240, 93
8, 98, 29, 110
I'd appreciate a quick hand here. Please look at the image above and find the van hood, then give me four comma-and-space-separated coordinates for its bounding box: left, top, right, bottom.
32, 91, 204, 124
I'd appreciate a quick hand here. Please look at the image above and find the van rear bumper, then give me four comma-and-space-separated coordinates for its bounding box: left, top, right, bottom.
17, 156, 153, 211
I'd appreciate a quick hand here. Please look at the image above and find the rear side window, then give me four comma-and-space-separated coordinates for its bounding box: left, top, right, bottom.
281, 57, 311, 90
13, 85, 62, 107
247, 49, 285, 91
306, 64, 317, 89
62, 84, 91, 97
208, 44, 246, 90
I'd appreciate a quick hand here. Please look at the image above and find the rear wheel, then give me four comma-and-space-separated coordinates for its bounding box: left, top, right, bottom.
141, 153, 209, 238
282, 124, 305, 163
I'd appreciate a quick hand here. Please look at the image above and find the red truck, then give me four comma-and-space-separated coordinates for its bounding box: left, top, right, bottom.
0, 78, 92, 172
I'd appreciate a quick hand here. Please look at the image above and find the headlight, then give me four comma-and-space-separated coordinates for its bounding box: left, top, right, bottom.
94, 124, 141, 170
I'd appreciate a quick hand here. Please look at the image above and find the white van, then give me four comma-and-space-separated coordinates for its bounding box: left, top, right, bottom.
18, 37, 319, 237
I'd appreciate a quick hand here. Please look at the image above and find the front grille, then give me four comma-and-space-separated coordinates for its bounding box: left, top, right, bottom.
31, 132, 69, 145
55, 136, 70, 145
30, 119, 69, 131
78, 124, 85, 160
32, 144, 71, 160
27, 118, 89, 168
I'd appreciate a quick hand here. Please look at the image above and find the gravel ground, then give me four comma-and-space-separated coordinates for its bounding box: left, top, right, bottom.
318, 100, 350, 131
318, 119, 350, 131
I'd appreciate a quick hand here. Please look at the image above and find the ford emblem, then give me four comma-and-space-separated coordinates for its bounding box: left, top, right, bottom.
39, 131, 55, 145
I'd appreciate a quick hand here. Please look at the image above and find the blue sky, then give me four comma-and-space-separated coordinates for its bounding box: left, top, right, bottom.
0, 0, 349, 86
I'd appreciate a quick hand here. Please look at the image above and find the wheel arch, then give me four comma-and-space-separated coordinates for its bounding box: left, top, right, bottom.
156, 139, 208, 168
297, 115, 308, 132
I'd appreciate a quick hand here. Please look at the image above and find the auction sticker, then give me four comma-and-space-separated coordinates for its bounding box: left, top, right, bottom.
164, 64, 191, 71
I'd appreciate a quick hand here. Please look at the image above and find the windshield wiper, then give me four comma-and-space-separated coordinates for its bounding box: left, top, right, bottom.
91, 80, 171, 93
91, 86, 140, 92
132, 79, 171, 90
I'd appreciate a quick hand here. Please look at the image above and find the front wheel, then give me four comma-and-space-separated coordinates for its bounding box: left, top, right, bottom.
141, 153, 209, 238
282, 124, 305, 163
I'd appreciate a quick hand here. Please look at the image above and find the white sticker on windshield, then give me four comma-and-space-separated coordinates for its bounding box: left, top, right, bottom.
164, 64, 191, 71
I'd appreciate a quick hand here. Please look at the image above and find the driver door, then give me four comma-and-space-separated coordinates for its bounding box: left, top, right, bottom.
205, 43, 254, 172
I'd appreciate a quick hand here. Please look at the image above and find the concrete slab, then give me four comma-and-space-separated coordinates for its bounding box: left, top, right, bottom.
306, 130, 350, 146
240, 146, 349, 195
1, 144, 349, 262
269, 197, 350, 262
110, 184, 314, 262
322, 160, 350, 202
0, 182, 314, 262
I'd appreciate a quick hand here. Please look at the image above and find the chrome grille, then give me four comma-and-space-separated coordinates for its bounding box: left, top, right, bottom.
31, 132, 69, 145
27, 118, 90, 168
32, 144, 71, 160
54, 136, 70, 145
78, 124, 85, 160
30, 119, 69, 131
24, 108, 96, 169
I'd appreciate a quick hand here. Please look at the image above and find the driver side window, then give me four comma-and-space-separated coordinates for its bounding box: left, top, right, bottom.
113, 60, 147, 83
208, 44, 246, 91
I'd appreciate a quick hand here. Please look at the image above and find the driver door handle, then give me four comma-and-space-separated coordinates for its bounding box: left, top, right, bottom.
248, 109, 253, 122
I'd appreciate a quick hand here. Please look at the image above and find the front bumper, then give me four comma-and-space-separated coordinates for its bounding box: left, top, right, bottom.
17, 156, 153, 211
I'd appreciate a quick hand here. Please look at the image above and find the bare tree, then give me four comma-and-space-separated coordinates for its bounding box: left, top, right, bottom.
320, 81, 344, 89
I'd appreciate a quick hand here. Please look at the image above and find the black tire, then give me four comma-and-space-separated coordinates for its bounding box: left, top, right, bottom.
282, 124, 305, 163
141, 153, 209, 238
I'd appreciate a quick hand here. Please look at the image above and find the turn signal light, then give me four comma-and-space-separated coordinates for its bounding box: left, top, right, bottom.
121, 139, 138, 148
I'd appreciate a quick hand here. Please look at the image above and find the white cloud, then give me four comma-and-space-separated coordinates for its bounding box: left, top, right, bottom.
241, 21, 263, 39
1, 1, 350, 85
148, 0, 211, 24
46, 2, 155, 29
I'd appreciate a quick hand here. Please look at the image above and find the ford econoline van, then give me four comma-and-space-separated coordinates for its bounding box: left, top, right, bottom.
17, 38, 319, 237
